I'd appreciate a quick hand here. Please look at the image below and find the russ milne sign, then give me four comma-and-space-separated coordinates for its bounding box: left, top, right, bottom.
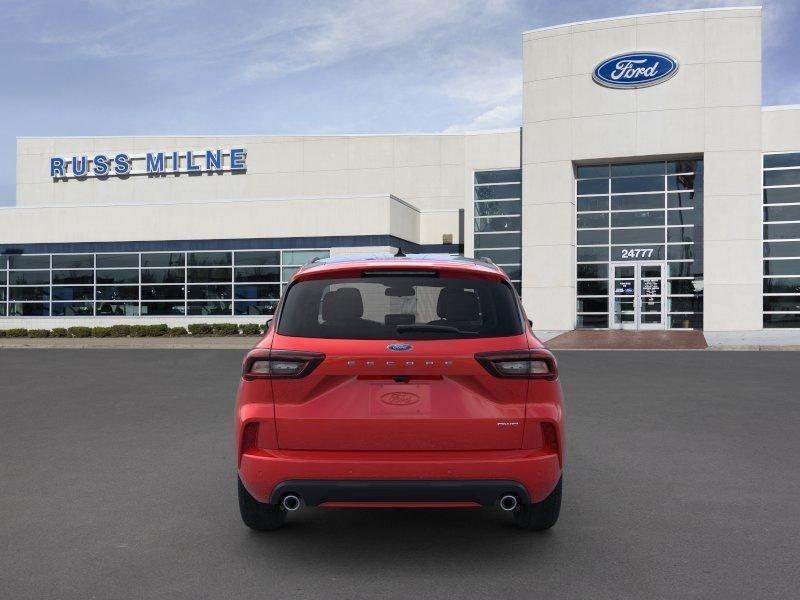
50, 148, 246, 179
593, 52, 678, 89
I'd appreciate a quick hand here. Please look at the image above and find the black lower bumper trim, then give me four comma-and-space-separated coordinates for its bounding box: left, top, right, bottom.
268, 480, 530, 507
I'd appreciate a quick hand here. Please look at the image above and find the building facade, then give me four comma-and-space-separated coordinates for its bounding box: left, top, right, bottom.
2, 6, 800, 332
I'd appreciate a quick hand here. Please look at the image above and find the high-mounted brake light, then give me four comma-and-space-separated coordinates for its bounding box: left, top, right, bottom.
242, 350, 325, 380
474, 350, 558, 380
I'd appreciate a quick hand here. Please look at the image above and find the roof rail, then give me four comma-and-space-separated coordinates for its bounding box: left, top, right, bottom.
300, 255, 322, 269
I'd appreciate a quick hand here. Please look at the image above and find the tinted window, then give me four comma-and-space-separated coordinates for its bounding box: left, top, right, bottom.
577, 212, 608, 229
52, 254, 93, 269
96, 254, 137, 268
577, 197, 608, 212
188, 252, 231, 266
474, 170, 521, 184
764, 169, 800, 187
610, 162, 664, 176
278, 276, 522, 340
234, 251, 279, 266
141, 253, 185, 267
474, 233, 521, 249
575, 165, 608, 179
763, 188, 800, 204
577, 179, 607, 195
9, 255, 49, 269
474, 184, 521, 200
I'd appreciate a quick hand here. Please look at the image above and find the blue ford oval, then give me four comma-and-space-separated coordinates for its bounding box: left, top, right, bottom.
387, 343, 413, 352
593, 52, 678, 89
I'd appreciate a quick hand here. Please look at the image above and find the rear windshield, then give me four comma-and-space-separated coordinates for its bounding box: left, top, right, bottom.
277, 275, 523, 339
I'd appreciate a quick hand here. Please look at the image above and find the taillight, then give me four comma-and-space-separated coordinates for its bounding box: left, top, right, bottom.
474, 350, 558, 380
242, 350, 325, 380
241, 422, 259, 452
541, 422, 558, 452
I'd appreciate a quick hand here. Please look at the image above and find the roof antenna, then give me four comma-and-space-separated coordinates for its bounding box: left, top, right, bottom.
394, 247, 406, 257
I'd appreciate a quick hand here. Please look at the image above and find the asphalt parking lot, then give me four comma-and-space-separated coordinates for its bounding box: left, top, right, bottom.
1, 350, 798, 600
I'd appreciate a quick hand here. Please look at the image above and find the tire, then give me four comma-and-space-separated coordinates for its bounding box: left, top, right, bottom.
238, 476, 287, 531
513, 477, 562, 531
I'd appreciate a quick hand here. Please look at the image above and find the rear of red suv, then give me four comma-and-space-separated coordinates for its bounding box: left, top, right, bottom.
235, 255, 564, 530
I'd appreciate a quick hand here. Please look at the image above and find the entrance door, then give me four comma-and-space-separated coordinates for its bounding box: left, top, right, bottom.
610, 262, 666, 330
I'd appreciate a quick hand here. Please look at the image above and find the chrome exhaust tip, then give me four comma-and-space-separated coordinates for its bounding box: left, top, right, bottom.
282, 494, 302, 511
499, 494, 518, 511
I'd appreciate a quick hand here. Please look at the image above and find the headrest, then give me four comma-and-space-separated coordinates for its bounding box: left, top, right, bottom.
436, 289, 480, 322
321, 288, 364, 321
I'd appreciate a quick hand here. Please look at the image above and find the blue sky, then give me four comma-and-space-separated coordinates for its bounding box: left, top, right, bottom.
2, 0, 798, 206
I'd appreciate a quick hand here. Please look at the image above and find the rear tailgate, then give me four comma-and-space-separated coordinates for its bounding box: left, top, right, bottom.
271, 335, 530, 451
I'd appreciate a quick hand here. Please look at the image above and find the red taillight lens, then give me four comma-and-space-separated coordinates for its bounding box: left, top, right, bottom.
242, 350, 325, 380
474, 350, 558, 380
541, 422, 558, 452
241, 422, 259, 452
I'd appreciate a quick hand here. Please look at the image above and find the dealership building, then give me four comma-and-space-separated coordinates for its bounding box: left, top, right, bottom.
2, 6, 799, 332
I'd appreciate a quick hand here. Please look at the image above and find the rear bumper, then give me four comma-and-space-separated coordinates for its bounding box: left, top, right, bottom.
239, 448, 561, 505
270, 479, 530, 507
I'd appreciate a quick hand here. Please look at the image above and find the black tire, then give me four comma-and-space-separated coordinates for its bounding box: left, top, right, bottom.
238, 477, 287, 531
513, 477, 562, 531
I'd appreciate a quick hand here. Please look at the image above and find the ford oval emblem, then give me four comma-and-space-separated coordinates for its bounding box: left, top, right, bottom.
387, 343, 413, 352
593, 52, 678, 89
381, 392, 419, 406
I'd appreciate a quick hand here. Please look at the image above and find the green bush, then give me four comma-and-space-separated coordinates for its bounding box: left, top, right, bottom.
212, 323, 239, 336
4, 328, 27, 337
0, 329, 6, 338
28, 329, 51, 338
129, 325, 148, 337
91, 327, 113, 338
50, 328, 69, 338
188, 323, 214, 336
109, 324, 132, 337
168, 326, 188, 336
146, 324, 169, 337
68, 326, 92, 338
239, 323, 262, 336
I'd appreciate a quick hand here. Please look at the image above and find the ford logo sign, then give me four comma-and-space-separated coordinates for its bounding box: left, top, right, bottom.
387, 343, 413, 352
593, 52, 678, 89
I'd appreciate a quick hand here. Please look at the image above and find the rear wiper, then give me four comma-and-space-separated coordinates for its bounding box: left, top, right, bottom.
395, 324, 474, 334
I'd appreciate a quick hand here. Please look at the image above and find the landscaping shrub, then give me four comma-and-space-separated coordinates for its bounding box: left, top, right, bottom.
146, 324, 169, 337
239, 323, 262, 336
4, 328, 27, 337
212, 323, 239, 336
129, 325, 148, 337
50, 328, 69, 338
188, 323, 214, 336
68, 326, 92, 338
168, 326, 188, 336
91, 327, 113, 338
28, 329, 51, 338
0, 329, 5, 338
109, 324, 132, 337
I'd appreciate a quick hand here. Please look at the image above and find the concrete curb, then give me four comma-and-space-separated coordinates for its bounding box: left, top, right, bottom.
708, 344, 800, 351
0, 337, 261, 349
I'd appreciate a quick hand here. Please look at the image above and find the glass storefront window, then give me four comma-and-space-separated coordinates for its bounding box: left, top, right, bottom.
763, 153, 800, 328
0, 248, 329, 318
576, 159, 704, 330
474, 170, 522, 291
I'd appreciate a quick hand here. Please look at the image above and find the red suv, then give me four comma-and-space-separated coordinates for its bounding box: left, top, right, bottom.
235, 254, 564, 530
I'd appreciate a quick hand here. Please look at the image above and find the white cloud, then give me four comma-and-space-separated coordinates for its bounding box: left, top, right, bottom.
443, 103, 521, 132
236, 0, 488, 81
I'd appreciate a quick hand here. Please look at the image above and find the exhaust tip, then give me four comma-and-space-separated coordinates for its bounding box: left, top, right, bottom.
282, 494, 301, 511
499, 494, 518, 512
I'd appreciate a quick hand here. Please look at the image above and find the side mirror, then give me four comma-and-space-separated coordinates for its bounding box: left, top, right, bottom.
528, 318, 533, 329
264, 316, 274, 331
